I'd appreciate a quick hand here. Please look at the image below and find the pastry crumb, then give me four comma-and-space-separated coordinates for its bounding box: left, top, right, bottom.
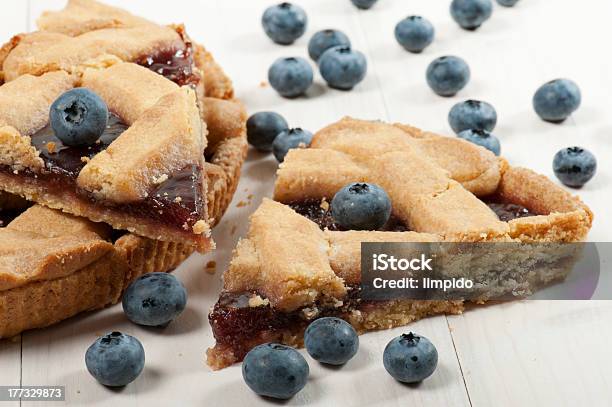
205, 260, 217, 274
46, 142, 56, 153
236, 200, 248, 208
80, 156, 90, 163
174, 196, 182, 203
259, 81, 268, 88
230, 225, 237, 235
248, 295, 270, 308
320, 198, 329, 211
153, 174, 169, 185
192, 220, 209, 234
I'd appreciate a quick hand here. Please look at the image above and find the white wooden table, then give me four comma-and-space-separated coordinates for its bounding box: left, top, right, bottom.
1, 1, 611, 406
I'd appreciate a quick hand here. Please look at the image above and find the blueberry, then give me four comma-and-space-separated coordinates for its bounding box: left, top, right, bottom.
308, 29, 351, 62
85, 332, 145, 387
304, 317, 359, 365
331, 183, 391, 230
394, 16, 435, 53
553, 147, 596, 188
49, 88, 108, 146
426, 56, 470, 96
448, 99, 497, 134
247, 112, 289, 152
383, 332, 438, 383
458, 129, 501, 155
122, 272, 187, 327
262, 3, 307, 45
272, 127, 313, 162
242, 343, 309, 399
450, 0, 493, 30
268, 57, 313, 98
496, 0, 519, 6
533, 79, 581, 123
350, 0, 378, 9
319, 46, 367, 90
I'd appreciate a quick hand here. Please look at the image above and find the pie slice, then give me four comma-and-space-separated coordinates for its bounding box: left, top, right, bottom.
206, 118, 593, 369
0, 200, 194, 338
0, 0, 248, 248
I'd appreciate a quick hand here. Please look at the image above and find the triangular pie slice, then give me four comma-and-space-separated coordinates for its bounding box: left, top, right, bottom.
207, 118, 593, 369
0, 0, 249, 248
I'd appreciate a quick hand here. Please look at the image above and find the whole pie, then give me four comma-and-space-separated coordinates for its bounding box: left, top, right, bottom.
207, 117, 593, 369
0, 0, 247, 337
0, 0, 247, 249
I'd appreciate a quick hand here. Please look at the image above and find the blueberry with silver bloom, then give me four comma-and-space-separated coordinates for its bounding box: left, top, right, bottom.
533, 79, 581, 122
305, 317, 359, 365
426, 56, 470, 96
448, 99, 497, 134
458, 129, 501, 156
383, 332, 438, 383
122, 272, 187, 327
272, 127, 313, 162
331, 183, 391, 230
350, 0, 379, 9
394, 16, 435, 53
553, 147, 597, 188
242, 343, 309, 399
308, 29, 351, 62
262, 3, 307, 45
85, 332, 145, 387
319, 46, 367, 90
50, 88, 108, 146
268, 57, 313, 98
497, 0, 520, 6
450, 0, 493, 30
247, 112, 289, 152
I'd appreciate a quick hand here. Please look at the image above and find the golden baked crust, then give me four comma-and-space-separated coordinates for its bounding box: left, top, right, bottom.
0, 63, 211, 248
208, 118, 593, 369
0, 203, 193, 338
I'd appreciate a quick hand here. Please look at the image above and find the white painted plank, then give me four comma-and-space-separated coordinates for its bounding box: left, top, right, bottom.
448, 301, 612, 407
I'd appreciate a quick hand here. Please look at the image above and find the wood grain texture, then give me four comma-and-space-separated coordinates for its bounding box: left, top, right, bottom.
4, 0, 611, 406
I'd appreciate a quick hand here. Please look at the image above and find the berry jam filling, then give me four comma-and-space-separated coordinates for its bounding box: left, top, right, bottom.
0, 113, 203, 230
136, 45, 200, 87
484, 201, 536, 222
288, 199, 409, 231
209, 288, 362, 362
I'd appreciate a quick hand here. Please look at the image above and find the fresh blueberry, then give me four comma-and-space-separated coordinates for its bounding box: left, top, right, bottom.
553, 147, 597, 188
242, 343, 309, 399
496, 0, 519, 6
262, 3, 307, 45
272, 127, 313, 162
268, 57, 313, 98
448, 99, 497, 134
85, 332, 145, 387
49, 88, 108, 146
304, 317, 359, 365
247, 112, 289, 152
350, 0, 379, 9
319, 46, 367, 90
458, 129, 501, 155
122, 272, 187, 327
383, 332, 438, 383
394, 16, 435, 53
533, 79, 581, 123
450, 0, 493, 30
331, 183, 391, 230
308, 29, 351, 62
426, 56, 470, 96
